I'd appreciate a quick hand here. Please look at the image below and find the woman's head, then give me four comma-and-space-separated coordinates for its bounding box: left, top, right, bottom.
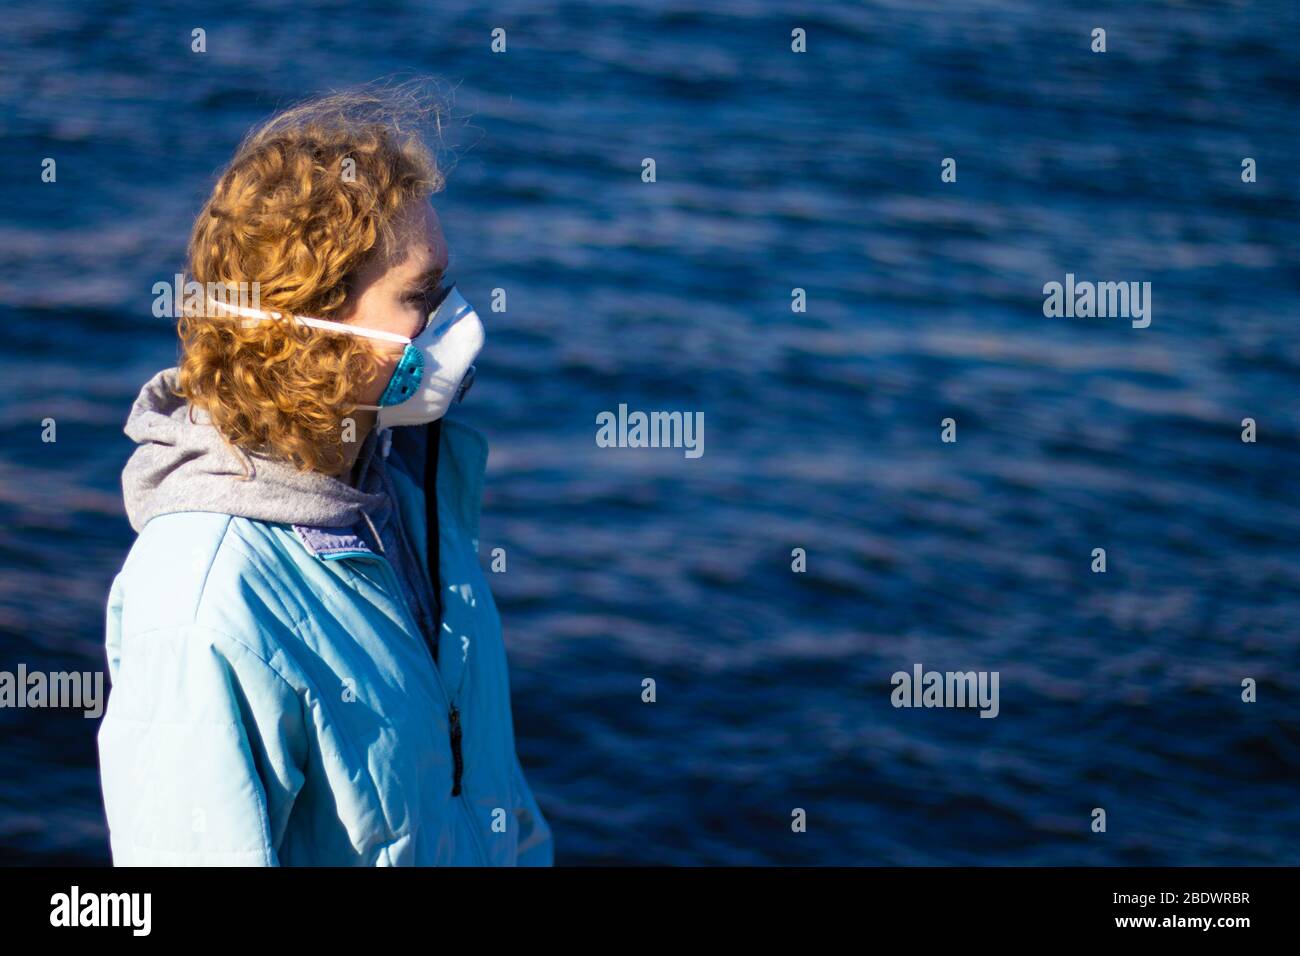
177, 87, 448, 473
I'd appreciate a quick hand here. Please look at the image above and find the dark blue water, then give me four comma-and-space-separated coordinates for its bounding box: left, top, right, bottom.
2, 0, 1299, 865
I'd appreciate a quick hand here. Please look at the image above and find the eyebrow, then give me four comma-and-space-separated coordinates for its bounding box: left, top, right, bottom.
405, 265, 446, 293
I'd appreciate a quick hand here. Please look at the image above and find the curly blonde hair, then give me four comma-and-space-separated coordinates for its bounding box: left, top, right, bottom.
177, 85, 446, 473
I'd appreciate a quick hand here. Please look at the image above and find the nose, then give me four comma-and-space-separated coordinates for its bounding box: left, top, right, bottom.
425, 281, 455, 317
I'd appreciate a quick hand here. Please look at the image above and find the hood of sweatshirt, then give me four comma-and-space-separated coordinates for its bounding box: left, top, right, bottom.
120, 367, 388, 533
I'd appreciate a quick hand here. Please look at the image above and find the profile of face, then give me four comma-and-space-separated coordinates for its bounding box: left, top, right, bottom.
339, 199, 452, 406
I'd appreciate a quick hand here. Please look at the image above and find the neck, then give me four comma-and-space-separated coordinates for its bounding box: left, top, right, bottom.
333, 408, 379, 482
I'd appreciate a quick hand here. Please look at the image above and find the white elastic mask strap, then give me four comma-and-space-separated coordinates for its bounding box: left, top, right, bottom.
204, 298, 413, 346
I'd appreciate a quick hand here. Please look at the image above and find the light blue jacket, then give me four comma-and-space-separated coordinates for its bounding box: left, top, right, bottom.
97, 374, 553, 865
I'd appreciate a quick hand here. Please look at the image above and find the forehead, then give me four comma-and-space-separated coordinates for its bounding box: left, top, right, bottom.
388, 201, 448, 279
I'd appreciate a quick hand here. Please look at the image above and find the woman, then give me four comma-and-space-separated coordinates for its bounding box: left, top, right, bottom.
96, 89, 553, 865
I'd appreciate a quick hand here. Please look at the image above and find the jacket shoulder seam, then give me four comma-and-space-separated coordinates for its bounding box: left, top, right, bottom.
185, 514, 235, 623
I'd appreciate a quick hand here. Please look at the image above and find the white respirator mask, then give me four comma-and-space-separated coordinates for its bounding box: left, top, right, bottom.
207, 283, 484, 429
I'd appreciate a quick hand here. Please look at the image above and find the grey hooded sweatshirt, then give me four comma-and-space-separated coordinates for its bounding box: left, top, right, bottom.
122, 368, 388, 532
121, 367, 442, 658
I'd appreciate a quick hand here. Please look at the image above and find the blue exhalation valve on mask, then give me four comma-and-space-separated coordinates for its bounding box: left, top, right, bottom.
378, 345, 425, 406
206, 285, 485, 429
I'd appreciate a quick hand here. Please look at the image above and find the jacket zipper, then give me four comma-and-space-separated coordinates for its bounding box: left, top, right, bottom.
369, 556, 488, 865
448, 704, 464, 794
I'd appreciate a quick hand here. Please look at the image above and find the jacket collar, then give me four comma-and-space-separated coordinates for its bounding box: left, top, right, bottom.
292, 522, 378, 560
291, 419, 488, 561
433, 418, 488, 549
